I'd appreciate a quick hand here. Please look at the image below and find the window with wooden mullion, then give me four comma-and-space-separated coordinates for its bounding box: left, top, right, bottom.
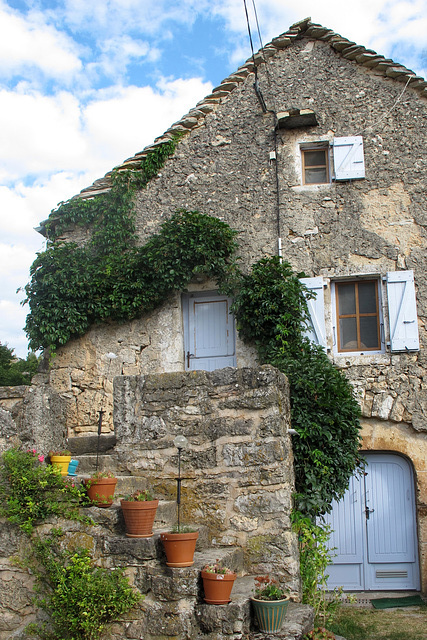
336, 280, 380, 352
302, 148, 329, 185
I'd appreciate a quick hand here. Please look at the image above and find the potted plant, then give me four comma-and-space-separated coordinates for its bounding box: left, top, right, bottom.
83, 471, 117, 508
251, 575, 290, 633
160, 525, 199, 567
201, 560, 237, 604
48, 450, 72, 476
120, 489, 159, 538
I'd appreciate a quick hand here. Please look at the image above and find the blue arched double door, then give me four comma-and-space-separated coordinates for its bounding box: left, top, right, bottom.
324, 453, 420, 591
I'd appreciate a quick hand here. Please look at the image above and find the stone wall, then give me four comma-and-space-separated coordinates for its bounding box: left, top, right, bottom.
0, 366, 302, 640
0, 378, 68, 454
113, 366, 298, 577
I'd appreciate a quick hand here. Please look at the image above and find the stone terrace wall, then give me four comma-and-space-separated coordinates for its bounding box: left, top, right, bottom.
113, 365, 299, 583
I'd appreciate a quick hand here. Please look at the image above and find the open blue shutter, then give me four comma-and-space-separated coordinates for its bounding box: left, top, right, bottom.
333, 136, 365, 180
386, 271, 419, 352
300, 277, 327, 348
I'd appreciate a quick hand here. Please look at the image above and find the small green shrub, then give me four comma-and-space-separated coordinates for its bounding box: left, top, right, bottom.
26, 533, 140, 640
0, 448, 89, 534
292, 512, 344, 628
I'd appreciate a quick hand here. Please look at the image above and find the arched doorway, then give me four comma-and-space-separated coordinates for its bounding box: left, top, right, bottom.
324, 452, 420, 590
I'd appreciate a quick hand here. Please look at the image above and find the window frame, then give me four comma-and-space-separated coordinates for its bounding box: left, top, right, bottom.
332, 278, 384, 355
300, 144, 331, 185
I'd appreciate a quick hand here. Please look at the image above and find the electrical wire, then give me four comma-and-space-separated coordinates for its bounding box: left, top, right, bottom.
355, 76, 412, 136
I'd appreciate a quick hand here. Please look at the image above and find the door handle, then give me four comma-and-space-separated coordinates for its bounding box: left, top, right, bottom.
365, 506, 375, 520
186, 351, 194, 368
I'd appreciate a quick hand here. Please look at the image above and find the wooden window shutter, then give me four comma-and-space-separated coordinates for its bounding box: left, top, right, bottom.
386, 271, 420, 352
333, 136, 365, 180
300, 276, 327, 348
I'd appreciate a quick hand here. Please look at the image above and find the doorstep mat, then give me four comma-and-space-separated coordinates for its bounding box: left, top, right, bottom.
371, 595, 425, 609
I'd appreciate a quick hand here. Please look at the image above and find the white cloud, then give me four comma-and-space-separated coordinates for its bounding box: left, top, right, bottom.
62, 0, 211, 35
83, 77, 213, 163
0, 3, 81, 81
0, 299, 29, 358
0, 89, 87, 180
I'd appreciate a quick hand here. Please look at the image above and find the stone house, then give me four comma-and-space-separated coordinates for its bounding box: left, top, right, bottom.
13, 17, 427, 596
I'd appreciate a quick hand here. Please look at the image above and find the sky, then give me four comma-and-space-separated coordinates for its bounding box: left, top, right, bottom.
0, 0, 426, 358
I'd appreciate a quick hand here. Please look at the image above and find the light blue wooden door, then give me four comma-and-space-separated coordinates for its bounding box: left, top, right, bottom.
324, 453, 419, 591
183, 292, 236, 371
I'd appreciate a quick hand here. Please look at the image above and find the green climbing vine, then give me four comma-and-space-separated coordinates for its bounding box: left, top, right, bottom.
24, 209, 239, 353
23, 132, 239, 353
230, 257, 362, 516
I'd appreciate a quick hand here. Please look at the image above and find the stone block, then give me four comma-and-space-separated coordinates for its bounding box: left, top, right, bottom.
104, 535, 158, 563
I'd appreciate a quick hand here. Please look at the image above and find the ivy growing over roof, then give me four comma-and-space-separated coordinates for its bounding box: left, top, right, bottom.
23, 209, 239, 353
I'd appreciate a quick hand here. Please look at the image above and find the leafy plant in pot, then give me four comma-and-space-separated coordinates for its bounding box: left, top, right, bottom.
201, 561, 237, 605
121, 489, 159, 538
83, 471, 117, 508
48, 450, 72, 476
251, 575, 290, 633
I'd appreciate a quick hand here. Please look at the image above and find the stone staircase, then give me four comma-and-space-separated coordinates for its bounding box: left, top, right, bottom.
68, 437, 314, 640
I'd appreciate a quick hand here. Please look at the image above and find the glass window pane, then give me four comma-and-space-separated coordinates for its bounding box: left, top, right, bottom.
340, 317, 357, 350
304, 150, 326, 167
360, 317, 380, 349
338, 284, 356, 315
358, 281, 377, 314
305, 168, 327, 184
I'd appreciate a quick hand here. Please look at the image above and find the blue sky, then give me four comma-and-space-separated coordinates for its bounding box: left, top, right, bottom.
0, 0, 426, 357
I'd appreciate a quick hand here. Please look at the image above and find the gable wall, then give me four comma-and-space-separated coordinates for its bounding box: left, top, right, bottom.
40, 35, 427, 589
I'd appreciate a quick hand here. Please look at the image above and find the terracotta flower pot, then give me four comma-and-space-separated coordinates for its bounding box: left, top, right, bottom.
160, 531, 199, 567
251, 596, 290, 633
201, 570, 237, 604
121, 499, 159, 538
50, 455, 72, 476
84, 477, 117, 507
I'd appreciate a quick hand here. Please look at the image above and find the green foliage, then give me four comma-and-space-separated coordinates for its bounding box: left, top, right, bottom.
0, 448, 89, 534
303, 628, 337, 640
23, 210, 239, 353
26, 533, 140, 640
124, 489, 154, 501
0, 343, 39, 385
253, 575, 289, 601
293, 512, 344, 628
231, 257, 361, 516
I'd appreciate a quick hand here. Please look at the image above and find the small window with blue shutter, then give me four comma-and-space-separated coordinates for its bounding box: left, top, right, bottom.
386, 271, 420, 352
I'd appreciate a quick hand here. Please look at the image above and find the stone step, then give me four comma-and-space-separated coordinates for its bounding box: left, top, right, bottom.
70, 453, 118, 474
